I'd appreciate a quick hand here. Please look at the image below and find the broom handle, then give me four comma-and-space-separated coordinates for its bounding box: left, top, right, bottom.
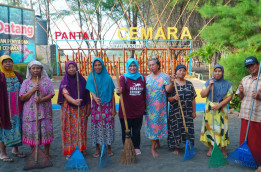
76, 71, 80, 146
35, 76, 39, 162
211, 84, 216, 142
91, 70, 105, 142
114, 65, 130, 132
173, 78, 187, 133
169, 47, 187, 133
245, 62, 261, 141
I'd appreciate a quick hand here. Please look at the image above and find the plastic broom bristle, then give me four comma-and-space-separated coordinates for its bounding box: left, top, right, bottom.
208, 142, 228, 168
64, 146, 89, 171
227, 141, 258, 168
183, 140, 197, 161
99, 142, 111, 169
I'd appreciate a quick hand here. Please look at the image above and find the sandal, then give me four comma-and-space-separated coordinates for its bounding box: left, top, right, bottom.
108, 152, 114, 157
12, 152, 26, 158
65, 155, 71, 160
92, 153, 100, 158
0, 157, 14, 162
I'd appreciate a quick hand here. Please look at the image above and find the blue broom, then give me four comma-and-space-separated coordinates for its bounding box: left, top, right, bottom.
173, 78, 197, 161
65, 71, 89, 171
227, 61, 261, 168
91, 69, 111, 169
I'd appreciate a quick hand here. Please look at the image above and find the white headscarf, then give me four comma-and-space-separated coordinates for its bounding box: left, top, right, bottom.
26, 61, 48, 79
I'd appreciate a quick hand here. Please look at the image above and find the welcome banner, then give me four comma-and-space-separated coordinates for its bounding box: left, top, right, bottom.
0, 4, 35, 64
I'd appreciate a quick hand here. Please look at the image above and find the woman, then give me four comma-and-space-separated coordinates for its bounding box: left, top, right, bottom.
19, 61, 54, 159
57, 61, 91, 159
145, 58, 173, 158
200, 64, 233, 157
167, 64, 197, 155
0, 55, 25, 162
86, 57, 116, 157
116, 58, 146, 155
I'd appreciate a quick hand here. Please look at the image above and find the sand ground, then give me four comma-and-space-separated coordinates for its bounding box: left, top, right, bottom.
0, 111, 254, 172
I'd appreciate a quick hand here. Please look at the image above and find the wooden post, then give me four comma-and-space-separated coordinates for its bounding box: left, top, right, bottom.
118, 57, 121, 75
164, 51, 166, 73
113, 55, 115, 68
58, 52, 62, 76
123, 48, 125, 74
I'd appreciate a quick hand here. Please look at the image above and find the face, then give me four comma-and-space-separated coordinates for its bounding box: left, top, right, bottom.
213, 67, 223, 80
67, 63, 77, 76
94, 60, 102, 74
30, 64, 42, 78
2, 59, 13, 71
176, 68, 186, 79
246, 63, 259, 75
148, 60, 159, 73
128, 62, 137, 74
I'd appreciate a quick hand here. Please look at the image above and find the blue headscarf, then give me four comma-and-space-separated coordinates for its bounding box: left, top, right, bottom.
123, 58, 143, 81
205, 64, 232, 102
86, 58, 115, 104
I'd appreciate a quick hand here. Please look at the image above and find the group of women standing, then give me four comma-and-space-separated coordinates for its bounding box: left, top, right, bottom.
0, 54, 233, 162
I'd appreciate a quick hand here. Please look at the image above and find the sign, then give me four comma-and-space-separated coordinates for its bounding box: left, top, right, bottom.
0, 4, 35, 64
118, 27, 192, 40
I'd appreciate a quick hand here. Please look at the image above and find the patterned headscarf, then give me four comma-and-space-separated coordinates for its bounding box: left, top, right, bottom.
26, 61, 48, 79
0, 55, 15, 78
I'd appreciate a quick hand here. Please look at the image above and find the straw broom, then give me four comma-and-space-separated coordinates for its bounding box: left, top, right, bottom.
113, 65, 137, 165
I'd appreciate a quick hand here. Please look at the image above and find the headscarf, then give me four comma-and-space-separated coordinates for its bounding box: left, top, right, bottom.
123, 58, 143, 81
26, 61, 48, 79
86, 57, 115, 104
175, 64, 186, 73
0, 55, 16, 78
57, 61, 90, 108
205, 64, 232, 102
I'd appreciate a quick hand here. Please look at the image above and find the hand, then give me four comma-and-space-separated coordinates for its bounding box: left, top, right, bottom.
34, 97, 42, 103
209, 78, 214, 87
86, 108, 91, 118
192, 112, 196, 119
94, 97, 101, 105
170, 74, 176, 82
211, 103, 221, 111
116, 87, 122, 94
74, 99, 82, 106
252, 91, 260, 100
31, 84, 39, 93
173, 94, 180, 101
112, 109, 117, 118
238, 82, 244, 93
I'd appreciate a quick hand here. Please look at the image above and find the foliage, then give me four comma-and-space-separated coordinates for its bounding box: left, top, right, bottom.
198, 0, 261, 51
13, 63, 28, 80
188, 44, 218, 64
229, 94, 241, 110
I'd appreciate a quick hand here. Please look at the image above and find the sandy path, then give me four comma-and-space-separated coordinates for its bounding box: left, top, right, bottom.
0, 111, 253, 172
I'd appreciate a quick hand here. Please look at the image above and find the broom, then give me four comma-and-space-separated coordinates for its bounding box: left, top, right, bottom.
114, 65, 137, 165
91, 69, 111, 169
64, 71, 89, 171
227, 61, 261, 168
208, 84, 228, 168
24, 76, 53, 170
